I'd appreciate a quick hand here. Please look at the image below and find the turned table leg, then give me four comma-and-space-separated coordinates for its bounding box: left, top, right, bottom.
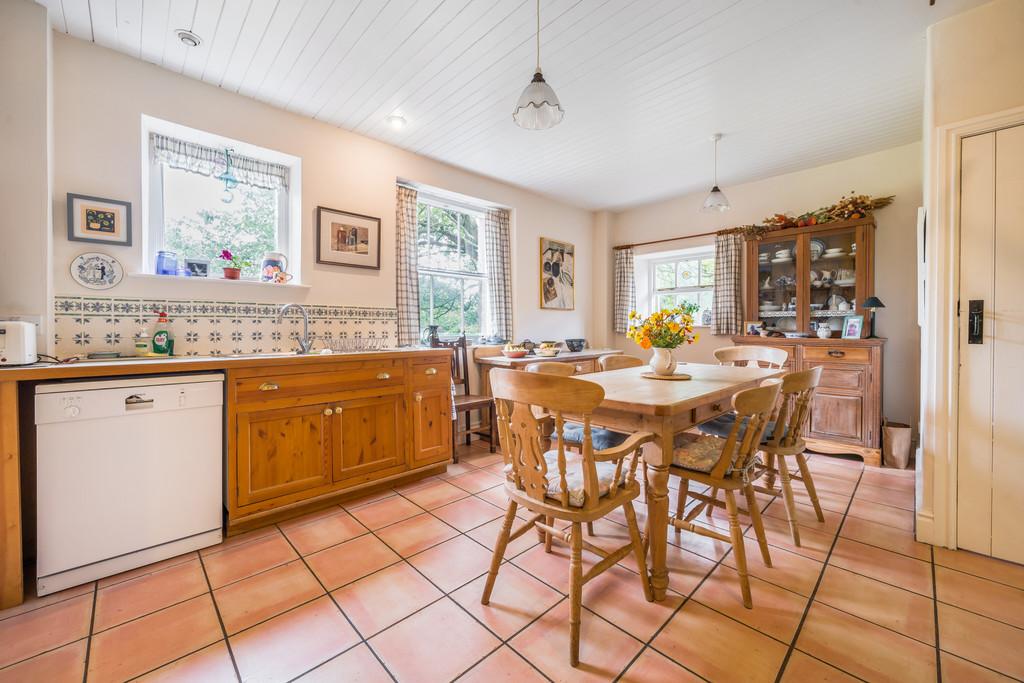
645, 428, 672, 602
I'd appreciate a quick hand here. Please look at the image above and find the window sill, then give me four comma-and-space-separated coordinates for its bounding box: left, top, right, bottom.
126, 273, 311, 290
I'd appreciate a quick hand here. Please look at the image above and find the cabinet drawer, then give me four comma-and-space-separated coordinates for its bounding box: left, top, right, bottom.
235, 360, 404, 405
803, 347, 870, 364
411, 359, 452, 388
570, 359, 596, 375
806, 362, 866, 391
693, 400, 729, 425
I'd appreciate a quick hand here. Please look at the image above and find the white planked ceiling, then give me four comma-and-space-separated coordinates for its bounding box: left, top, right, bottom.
37, 0, 985, 210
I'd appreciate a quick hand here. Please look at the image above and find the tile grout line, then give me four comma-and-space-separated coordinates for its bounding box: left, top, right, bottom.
931, 545, 942, 682
196, 551, 243, 683
773, 465, 866, 682
81, 582, 98, 683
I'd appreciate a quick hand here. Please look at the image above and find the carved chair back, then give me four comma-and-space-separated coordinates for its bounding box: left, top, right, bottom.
714, 345, 788, 369
598, 354, 645, 371
708, 382, 782, 479
764, 366, 822, 450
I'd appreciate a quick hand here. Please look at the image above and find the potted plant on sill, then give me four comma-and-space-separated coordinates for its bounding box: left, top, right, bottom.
627, 304, 700, 376
219, 249, 250, 280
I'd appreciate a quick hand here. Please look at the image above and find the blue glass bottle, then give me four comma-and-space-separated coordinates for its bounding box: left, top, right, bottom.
155, 251, 178, 276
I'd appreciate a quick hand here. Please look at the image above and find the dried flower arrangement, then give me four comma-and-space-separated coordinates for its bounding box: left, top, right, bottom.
727, 192, 894, 239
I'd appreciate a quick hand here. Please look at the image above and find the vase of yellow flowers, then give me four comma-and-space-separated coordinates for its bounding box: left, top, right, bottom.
627, 304, 700, 376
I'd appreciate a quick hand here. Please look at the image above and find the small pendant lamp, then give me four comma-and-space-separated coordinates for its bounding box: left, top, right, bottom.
513, 0, 564, 130
701, 133, 731, 213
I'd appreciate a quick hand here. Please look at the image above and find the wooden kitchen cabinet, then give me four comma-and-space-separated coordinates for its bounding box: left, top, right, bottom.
332, 390, 405, 484
411, 385, 454, 469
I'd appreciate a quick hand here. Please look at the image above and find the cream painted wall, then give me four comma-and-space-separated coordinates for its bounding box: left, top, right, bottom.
0, 0, 52, 351
50, 35, 596, 343
610, 143, 923, 427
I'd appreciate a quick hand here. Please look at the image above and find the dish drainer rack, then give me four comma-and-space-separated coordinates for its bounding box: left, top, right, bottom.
315, 337, 391, 353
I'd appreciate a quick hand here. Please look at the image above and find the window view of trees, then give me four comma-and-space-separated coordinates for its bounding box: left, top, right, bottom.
417, 202, 485, 337
653, 254, 715, 326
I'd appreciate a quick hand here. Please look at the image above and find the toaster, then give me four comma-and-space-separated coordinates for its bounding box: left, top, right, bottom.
0, 321, 37, 365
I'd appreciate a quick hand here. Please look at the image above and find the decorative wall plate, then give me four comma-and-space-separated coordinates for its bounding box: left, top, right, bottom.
70, 252, 123, 290
809, 238, 826, 261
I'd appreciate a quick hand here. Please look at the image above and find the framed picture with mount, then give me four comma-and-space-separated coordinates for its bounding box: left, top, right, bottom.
539, 237, 574, 310
67, 193, 132, 246
315, 206, 381, 270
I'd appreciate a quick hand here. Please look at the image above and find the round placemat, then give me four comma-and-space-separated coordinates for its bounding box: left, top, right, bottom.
641, 372, 692, 381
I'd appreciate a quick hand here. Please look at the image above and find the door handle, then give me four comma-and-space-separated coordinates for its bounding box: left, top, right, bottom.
424, 367, 438, 376
258, 382, 279, 391
827, 350, 845, 358
377, 372, 391, 380
968, 300, 984, 344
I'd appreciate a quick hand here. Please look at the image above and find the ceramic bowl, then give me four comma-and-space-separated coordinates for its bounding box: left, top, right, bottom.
536, 348, 560, 357
502, 350, 528, 358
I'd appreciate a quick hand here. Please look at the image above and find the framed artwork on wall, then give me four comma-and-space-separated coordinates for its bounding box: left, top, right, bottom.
540, 237, 575, 310
67, 193, 132, 246
316, 206, 381, 270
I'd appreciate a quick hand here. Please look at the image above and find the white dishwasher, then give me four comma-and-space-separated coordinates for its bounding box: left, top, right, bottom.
35, 374, 224, 596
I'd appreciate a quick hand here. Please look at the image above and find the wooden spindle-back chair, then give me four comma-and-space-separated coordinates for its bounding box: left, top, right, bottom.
714, 345, 788, 369
598, 354, 645, 371
483, 369, 653, 666
433, 335, 494, 461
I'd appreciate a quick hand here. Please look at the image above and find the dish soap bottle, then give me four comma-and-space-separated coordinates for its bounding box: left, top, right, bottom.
134, 323, 151, 357
151, 312, 173, 356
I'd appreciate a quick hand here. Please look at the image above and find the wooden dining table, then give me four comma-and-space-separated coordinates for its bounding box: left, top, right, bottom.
574, 362, 785, 601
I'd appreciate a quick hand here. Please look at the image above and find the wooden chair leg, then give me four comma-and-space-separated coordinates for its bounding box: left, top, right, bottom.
724, 489, 752, 609
569, 522, 583, 667
586, 522, 595, 536
451, 416, 459, 463
544, 515, 554, 553
795, 453, 825, 522
744, 483, 772, 567
705, 487, 718, 518
674, 477, 688, 520
488, 402, 497, 453
778, 461, 802, 547
761, 452, 777, 490
465, 411, 472, 446
623, 503, 653, 602
481, 501, 517, 605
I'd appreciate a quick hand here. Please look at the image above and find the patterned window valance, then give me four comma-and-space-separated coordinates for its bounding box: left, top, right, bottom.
149, 132, 289, 191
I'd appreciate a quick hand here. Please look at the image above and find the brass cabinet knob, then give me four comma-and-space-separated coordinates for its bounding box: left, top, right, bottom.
827, 350, 845, 358
575, 364, 583, 372
415, 393, 423, 403
712, 403, 722, 412
424, 367, 438, 376
335, 406, 343, 412
258, 382, 279, 392
377, 372, 391, 380
323, 407, 334, 416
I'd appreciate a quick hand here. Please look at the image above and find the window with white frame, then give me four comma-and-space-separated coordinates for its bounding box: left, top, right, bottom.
416, 197, 487, 338
651, 251, 715, 326
145, 122, 296, 281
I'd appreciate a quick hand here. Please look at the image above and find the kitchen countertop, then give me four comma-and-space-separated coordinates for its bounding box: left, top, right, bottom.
475, 348, 623, 367
0, 347, 452, 382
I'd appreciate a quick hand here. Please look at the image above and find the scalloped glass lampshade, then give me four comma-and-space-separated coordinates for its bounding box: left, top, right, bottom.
701, 185, 731, 212
513, 71, 564, 130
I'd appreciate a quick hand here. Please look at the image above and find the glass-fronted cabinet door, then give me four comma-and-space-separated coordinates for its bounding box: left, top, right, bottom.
754, 236, 800, 333
806, 226, 858, 338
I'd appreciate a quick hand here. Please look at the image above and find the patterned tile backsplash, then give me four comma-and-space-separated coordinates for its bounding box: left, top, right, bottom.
53, 296, 398, 358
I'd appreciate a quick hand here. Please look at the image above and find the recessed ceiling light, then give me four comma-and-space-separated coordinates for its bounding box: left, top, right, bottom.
176, 29, 202, 48
385, 114, 407, 130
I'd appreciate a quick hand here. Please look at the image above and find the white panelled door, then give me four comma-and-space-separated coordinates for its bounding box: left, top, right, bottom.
957, 124, 1024, 564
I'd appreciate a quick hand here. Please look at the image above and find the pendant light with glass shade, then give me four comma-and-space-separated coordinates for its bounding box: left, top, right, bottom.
513, 0, 564, 130
701, 133, 731, 213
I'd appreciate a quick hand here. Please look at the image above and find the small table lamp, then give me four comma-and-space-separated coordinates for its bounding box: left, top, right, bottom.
862, 296, 885, 338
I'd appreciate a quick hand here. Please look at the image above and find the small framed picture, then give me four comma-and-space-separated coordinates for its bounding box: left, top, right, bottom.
744, 320, 763, 335
184, 258, 210, 277
316, 206, 381, 270
841, 315, 864, 339
67, 193, 132, 246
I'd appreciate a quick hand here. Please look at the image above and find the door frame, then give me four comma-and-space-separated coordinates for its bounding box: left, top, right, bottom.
920, 104, 1024, 548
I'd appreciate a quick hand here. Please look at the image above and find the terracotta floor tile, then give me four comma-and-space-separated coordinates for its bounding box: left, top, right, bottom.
331, 562, 442, 637
794, 469, 858, 495
0, 639, 86, 683
135, 641, 237, 682
93, 558, 208, 632
748, 514, 833, 562
430, 496, 505, 532
575, 517, 636, 556
306, 534, 401, 590
815, 565, 935, 644
461, 451, 504, 469
512, 542, 599, 594
340, 488, 398, 510
582, 564, 682, 641
790, 486, 851, 514
796, 602, 936, 683
722, 537, 823, 597
620, 540, 719, 597
295, 644, 392, 682
202, 531, 298, 589
936, 566, 1024, 629
781, 651, 859, 682
451, 563, 563, 639
938, 602, 1024, 680
214, 560, 324, 634
859, 468, 915, 491
400, 478, 470, 509
97, 552, 198, 589
847, 498, 915, 531
763, 497, 843, 535
347, 495, 423, 530
855, 481, 915, 510
829, 537, 933, 597
0, 582, 94, 622
693, 564, 808, 642
839, 515, 932, 561
370, 599, 500, 682
87, 594, 222, 683
230, 596, 359, 683
438, 461, 479, 479
934, 546, 1024, 590
200, 526, 279, 557
392, 475, 442, 494
474, 485, 517, 513
460, 645, 547, 683
408, 535, 495, 592
620, 647, 703, 682
374, 513, 459, 557
446, 469, 505, 494
0, 592, 92, 668
651, 601, 787, 683
279, 508, 366, 555
939, 651, 1016, 682
510, 599, 643, 682
466, 516, 539, 560
665, 519, 735, 562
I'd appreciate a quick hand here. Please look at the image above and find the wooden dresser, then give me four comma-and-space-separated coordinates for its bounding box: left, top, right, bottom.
732, 336, 884, 466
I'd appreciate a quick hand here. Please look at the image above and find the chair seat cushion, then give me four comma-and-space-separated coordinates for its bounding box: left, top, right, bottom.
509, 450, 628, 507
695, 414, 780, 444
671, 434, 731, 474
553, 422, 629, 450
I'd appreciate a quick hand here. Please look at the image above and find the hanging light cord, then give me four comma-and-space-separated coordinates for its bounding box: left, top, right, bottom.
713, 135, 719, 186
535, 0, 541, 73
